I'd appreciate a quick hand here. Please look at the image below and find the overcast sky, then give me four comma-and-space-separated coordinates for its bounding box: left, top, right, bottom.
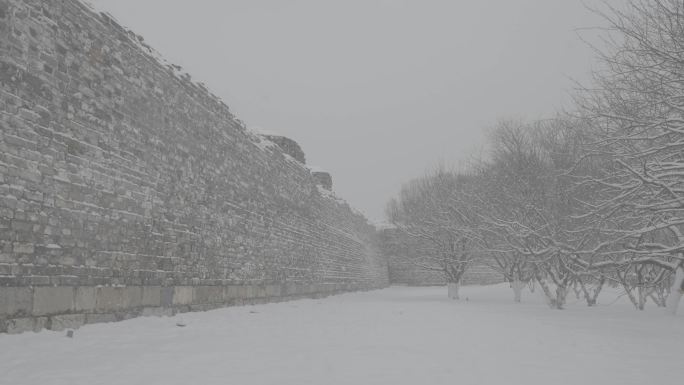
89, 0, 607, 223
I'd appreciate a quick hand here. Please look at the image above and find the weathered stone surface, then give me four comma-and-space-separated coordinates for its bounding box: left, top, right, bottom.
193, 286, 223, 304
160, 287, 174, 307
264, 285, 282, 297
95, 288, 123, 312
141, 307, 173, 317
0, 287, 32, 317
33, 317, 49, 332
85, 313, 118, 325
262, 135, 306, 163
49, 314, 85, 331
254, 285, 268, 298
32, 287, 74, 316
224, 286, 241, 299
142, 287, 161, 307
172, 287, 193, 306
239, 286, 256, 299
123, 287, 144, 309
74, 287, 96, 312
5, 318, 35, 334
312, 171, 333, 191
95, 287, 143, 311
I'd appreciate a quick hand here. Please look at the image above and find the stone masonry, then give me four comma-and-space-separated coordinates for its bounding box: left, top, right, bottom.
0, 0, 388, 334
312, 171, 333, 191
262, 134, 306, 164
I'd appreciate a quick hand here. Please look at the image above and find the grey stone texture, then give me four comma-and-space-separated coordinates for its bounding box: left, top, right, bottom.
0, 287, 32, 316
261, 135, 306, 164
32, 287, 74, 316
0, 0, 388, 333
48, 314, 85, 331
312, 171, 333, 191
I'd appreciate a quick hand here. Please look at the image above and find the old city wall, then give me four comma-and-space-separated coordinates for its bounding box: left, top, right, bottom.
0, 0, 388, 333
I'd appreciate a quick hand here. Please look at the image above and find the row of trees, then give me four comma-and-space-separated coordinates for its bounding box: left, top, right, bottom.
386, 0, 684, 313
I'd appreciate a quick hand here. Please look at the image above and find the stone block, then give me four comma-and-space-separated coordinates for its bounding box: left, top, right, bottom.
252, 298, 269, 305
312, 284, 326, 293
13, 242, 34, 254
85, 313, 118, 325
95, 287, 125, 312
189, 303, 216, 312
265, 284, 282, 297
224, 285, 241, 299
123, 286, 143, 308
96, 286, 145, 311
142, 286, 161, 307
119, 309, 142, 320
141, 307, 173, 317
0, 287, 33, 317
160, 287, 174, 307
193, 286, 223, 304
284, 283, 298, 295
74, 287, 96, 312
172, 286, 193, 305
238, 285, 255, 299
33, 317, 49, 332
5, 318, 35, 334
49, 314, 85, 331
32, 287, 74, 316
304, 285, 316, 295
254, 285, 268, 298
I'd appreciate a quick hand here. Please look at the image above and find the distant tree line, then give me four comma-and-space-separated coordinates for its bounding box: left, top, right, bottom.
386, 0, 684, 313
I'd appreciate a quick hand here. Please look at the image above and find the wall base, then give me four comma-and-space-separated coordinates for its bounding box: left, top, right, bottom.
0, 283, 385, 334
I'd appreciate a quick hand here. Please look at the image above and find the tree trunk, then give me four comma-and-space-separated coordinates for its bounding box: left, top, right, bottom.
623, 285, 640, 310
572, 281, 582, 300
666, 265, 684, 316
555, 284, 568, 309
637, 287, 648, 311
536, 273, 568, 309
587, 277, 605, 307
511, 279, 524, 303
448, 282, 460, 300
537, 278, 558, 309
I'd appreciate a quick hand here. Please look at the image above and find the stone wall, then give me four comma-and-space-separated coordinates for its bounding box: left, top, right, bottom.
312, 171, 333, 191
0, 0, 388, 334
262, 135, 306, 164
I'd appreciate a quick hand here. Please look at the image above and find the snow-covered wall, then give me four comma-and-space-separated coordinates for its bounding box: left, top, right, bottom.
0, 0, 388, 333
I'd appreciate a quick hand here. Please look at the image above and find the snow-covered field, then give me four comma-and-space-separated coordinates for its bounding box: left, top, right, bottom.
1, 284, 682, 385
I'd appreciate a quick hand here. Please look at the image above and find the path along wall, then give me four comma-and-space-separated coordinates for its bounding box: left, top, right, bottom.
0, 0, 388, 334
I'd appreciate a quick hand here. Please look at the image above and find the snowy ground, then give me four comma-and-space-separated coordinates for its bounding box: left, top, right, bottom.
1, 284, 682, 385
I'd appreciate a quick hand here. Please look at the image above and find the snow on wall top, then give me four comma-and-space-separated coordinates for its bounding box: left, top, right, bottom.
308, 165, 328, 173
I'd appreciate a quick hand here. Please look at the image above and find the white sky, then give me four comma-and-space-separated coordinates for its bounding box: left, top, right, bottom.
89, 0, 608, 223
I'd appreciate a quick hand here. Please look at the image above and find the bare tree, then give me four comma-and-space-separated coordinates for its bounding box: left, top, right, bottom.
575, 0, 684, 313
386, 168, 480, 299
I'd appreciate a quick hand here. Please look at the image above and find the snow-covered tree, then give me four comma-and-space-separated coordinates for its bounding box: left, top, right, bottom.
386, 168, 481, 299
575, 0, 684, 313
